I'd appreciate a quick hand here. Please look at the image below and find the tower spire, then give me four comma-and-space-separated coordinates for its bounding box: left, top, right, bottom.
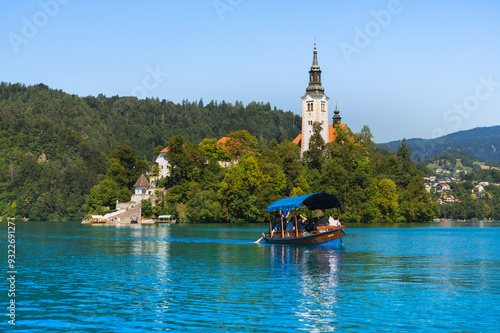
333, 103, 342, 126
306, 42, 324, 95
312, 42, 319, 68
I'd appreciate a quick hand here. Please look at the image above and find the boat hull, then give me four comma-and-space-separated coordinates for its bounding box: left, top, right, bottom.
263, 226, 345, 245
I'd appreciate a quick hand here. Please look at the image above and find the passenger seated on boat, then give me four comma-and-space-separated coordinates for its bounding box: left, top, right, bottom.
317, 217, 328, 227
272, 218, 283, 232
296, 214, 307, 230
305, 218, 317, 232
334, 215, 341, 227
329, 215, 341, 227
285, 220, 295, 231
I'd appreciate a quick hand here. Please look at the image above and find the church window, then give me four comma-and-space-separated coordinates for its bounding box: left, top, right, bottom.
321, 101, 326, 111
307, 101, 313, 111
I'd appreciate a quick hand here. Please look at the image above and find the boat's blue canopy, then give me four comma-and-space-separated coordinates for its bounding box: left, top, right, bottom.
265, 192, 342, 212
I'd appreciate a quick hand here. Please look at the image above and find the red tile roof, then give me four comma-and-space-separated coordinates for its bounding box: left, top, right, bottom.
293, 123, 347, 147
134, 174, 150, 188
292, 134, 302, 145
328, 123, 347, 143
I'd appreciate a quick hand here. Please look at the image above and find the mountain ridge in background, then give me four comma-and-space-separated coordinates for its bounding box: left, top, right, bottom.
378, 126, 500, 162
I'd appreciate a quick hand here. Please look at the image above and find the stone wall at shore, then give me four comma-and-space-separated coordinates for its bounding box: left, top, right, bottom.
116, 201, 135, 211
104, 203, 142, 224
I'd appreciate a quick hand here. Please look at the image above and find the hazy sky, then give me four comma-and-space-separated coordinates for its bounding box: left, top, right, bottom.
1, 0, 499, 143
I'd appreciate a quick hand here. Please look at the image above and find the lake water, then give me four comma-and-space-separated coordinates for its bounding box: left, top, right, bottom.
2, 221, 500, 332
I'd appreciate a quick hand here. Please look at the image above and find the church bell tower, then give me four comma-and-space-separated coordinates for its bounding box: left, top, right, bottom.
300, 43, 329, 157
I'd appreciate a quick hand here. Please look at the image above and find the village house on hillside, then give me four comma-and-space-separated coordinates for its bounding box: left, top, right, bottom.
438, 195, 460, 204
131, 174, 152, 203
215, 136, 235, 168
155, 147, 170, 179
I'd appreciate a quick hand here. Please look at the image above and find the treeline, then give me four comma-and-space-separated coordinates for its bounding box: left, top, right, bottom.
0, 82, 301, 221
423, 149, 480, 169
147, 125, 438, 223
0, 82, 301, 159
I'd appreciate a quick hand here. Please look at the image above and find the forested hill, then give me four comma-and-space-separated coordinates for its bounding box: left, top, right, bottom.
423, 150, 480, 167
378, 126, 500, 162
0, 82, 300, 220
0, 82, 301, 160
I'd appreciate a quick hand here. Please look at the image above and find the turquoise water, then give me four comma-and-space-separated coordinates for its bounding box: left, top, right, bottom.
2, 222, 500, 332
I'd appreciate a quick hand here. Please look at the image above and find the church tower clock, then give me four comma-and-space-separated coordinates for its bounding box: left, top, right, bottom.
300, 43, 329, 157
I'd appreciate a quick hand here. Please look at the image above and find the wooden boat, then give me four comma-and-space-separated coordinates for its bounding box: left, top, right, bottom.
154, 215, 176, 224
81, 215, 107, 224
262, 192, 345, 246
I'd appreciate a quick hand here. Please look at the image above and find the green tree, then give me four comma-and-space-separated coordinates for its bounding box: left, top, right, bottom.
199, 138, 231, 162
356, 125, 376, 151
218, 153, 264, 223
166, 135, 204, 185
396, 138, 413, 186
109, 145, 149, 188
141, 199, 153, 218
85, 179, 130, 212
304, 121, 325, 170
225, 130, 259, 159
186, 186, 222, 223
378, 178, 399, 222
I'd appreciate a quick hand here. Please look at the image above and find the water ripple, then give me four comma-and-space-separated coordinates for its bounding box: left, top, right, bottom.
2, 222, 499, 332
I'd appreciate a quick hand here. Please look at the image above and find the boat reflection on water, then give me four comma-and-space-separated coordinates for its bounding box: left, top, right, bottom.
268, 245, 343, 330
269, 244, 342, 274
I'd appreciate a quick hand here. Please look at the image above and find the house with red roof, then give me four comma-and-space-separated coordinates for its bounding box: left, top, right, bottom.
154, 147, 170, 179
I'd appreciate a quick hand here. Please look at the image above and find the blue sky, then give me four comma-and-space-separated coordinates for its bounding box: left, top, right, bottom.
1, 0, 499, 143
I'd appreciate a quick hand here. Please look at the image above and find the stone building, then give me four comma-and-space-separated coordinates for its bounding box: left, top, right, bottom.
130, 174, 152, 203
